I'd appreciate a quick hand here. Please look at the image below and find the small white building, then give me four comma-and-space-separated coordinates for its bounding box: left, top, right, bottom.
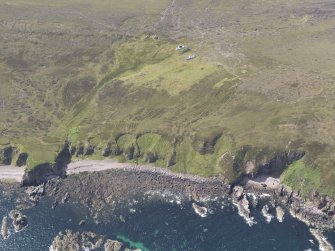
186, 55, 196, 60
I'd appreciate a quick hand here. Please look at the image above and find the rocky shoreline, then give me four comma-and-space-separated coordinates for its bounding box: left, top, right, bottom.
43, 167, 230, 219
49, 230, 140, 251
1, 160, 335, 249
41, 162, 335, 230
242, 177, 335, 230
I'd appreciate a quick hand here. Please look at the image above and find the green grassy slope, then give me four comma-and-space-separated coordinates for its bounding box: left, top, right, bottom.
0, 0, 334, 197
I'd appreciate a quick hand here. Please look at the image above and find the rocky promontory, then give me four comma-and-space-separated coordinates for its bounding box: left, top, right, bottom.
49, 230, 140, 251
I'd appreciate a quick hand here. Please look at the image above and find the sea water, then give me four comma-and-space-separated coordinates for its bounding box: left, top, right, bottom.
0, 192, 334, 251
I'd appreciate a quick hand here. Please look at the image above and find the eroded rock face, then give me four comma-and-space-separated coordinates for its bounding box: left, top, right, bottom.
21, 142, 72, 186
0, 147, 13, 165
102, 143, 112, 157
76, 146, 85, 157
257, 151, 305, 176
145, 152, 158, 163
54, 142, 72, 174
16, 153, 28, 167
125, 146, 135, 160
167, 151, 177, 167
85, 145, 95, 155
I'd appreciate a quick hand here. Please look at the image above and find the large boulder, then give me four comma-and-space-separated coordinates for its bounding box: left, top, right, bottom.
104, 239, 122, 251
9, 210, 28, 232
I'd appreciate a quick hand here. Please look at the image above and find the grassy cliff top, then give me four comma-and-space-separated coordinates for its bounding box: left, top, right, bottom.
0, 0, 335, 197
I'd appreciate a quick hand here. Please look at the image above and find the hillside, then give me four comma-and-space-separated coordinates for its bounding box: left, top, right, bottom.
0, 0, 335, 197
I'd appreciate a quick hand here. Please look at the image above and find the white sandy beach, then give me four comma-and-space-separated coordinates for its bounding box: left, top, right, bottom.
0, 165, 25, 183
0, 159, 282, 187
67, 159, 139, 174
67, 159, 216, 183
0, 159, 218, 184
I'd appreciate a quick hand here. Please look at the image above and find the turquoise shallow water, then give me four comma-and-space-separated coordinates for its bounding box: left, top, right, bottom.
0, 191, 334, 251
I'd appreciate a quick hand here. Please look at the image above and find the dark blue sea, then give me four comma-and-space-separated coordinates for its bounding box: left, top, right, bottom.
0, 190, 335, 251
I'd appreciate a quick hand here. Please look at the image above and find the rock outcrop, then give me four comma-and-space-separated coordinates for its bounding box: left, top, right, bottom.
49, 230, 140, 251
49, 230, 104, 251
243, 176, 335, 230
309, 228, 334, 251
232, 186, 255, 226
1, 216, 9, 240
25, 183, 45, 204
276, 206, 285, 222
104, 239, 122, 251
192, 203, 208, 217
21, 142, 71, 186
257, 151, 305, 177
9, 210, 28, 232
261, 205, 273, 223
